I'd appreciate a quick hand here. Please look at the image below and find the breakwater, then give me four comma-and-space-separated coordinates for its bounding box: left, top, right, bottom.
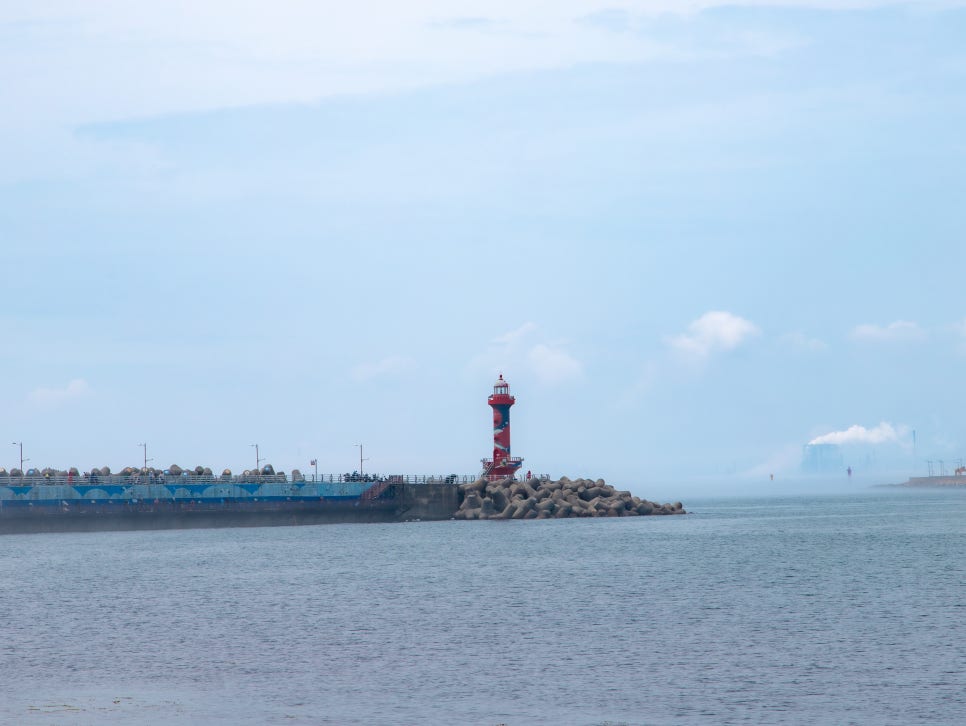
892, 475, 966, 487
454, 476, 685, 519
0, 470, 683, 534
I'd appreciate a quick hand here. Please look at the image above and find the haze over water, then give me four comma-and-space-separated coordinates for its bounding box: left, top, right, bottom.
3, 488, 965, 725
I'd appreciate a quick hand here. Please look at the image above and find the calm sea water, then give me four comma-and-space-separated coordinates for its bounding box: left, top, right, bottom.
2, 488, 965, 725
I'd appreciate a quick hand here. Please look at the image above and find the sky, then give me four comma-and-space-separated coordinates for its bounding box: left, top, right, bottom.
2, 1, 965, 499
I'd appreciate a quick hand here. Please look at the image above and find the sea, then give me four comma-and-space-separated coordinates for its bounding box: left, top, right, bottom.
2, 487, 965, 725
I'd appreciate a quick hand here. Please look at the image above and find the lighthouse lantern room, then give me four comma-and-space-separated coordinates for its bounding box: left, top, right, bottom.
481, 374, 524, 481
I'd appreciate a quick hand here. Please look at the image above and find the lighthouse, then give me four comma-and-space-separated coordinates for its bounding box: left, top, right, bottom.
481, 374, 524, 481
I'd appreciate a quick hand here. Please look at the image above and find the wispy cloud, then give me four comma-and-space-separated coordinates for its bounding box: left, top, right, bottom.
808, 422, 905, 446
429, 16, 502, 31
668, 311, 760, 359
350, 356, 415, 382
492, 322, 537, 346
780, 331, 827, 351
527, 343, 582, 385
0, 0, 867, 138
577, 9, 633, 33
851, 320, 926, 343
28, 378, 91, 408
620, 310, 758, 406
471, 322, 582, 386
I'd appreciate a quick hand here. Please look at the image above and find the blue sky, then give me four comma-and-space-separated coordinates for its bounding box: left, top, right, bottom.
2, 1, 965, 497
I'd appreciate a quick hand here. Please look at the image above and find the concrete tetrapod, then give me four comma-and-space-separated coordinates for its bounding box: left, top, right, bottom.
454, 477, 685, 520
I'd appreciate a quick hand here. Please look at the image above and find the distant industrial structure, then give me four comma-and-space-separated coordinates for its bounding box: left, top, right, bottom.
801, 443, 844, 474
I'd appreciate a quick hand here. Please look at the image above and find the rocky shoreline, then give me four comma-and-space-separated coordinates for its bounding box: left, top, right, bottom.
454, 476, 685, 519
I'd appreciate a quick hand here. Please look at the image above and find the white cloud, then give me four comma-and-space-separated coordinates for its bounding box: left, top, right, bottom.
527, 343, 582, 385
780, 331, 827, 351
350, 356, 415, 382
808, 422, 904, 446
2, 0, 954, 185
469, 322, 582, 386
850, 320, 926, 342
28, 379, 92, 408
0, 1, 903, 133
491, 322, 537, 346
668, 311, 760, 359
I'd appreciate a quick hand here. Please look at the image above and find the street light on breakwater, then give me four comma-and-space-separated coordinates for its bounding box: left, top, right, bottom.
138, 442, 152, 471
251, 443, 263, 473
11, 442, 28, 473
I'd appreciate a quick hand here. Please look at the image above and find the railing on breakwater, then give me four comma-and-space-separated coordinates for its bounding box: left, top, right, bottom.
0, 473, 481, 488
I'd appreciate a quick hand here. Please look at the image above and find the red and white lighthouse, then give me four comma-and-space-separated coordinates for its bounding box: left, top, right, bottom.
481, 374, 524, 481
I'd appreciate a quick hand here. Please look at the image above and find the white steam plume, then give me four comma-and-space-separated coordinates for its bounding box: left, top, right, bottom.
808, 422, 903, 446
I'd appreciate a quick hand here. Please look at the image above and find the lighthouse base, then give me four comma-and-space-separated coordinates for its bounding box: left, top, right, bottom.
481, 457, 524, 482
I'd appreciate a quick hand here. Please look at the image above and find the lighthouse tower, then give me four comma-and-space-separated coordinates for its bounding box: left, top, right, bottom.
481, 374, 524, 481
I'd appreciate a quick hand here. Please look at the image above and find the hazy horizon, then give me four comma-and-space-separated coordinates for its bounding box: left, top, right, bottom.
2, 2, 964, 499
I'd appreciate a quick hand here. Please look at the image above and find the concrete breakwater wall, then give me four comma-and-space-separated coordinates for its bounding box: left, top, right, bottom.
399, 482, 462, 520
454, 476, 685, 520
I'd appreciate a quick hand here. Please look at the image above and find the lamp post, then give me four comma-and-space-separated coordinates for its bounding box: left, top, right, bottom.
251, 443, 263, 473
10, 442, 28, 473
356, 443, 369, 475
138, 442, 152, 470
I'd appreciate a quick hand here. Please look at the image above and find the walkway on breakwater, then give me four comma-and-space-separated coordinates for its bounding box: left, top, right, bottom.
0, 472, 479, 487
